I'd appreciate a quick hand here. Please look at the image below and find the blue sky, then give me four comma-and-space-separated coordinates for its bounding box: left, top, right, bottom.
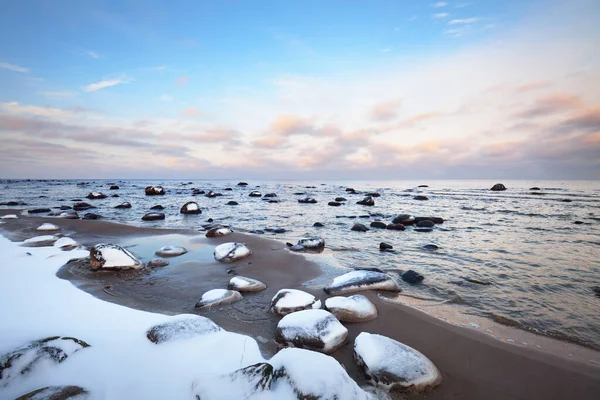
0, 0, 598, 179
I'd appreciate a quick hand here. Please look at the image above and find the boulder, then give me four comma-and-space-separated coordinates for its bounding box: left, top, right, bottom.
36, 223, 60, 232
82, 213, 101, 220
335, 197, 347, 202
141, 212, 165, 221
147, 258, 169, 268
418, 185, 429, 188
195, 289, 243, 309
15, 385, 88, 400
0, 201, 26, 206
249, 191, 262, 197
270, 289, 322, 316
325, 294, 378, 322
416, 220, 435, 228
313, 222, 324, 227
370, 221, 387, 229
530, 187, 541, 191
386, 223, 405, 231
224, 187, 233, 191
328, 201, 343, 207
73, 202, 94, 211
490, 183, 506, 191
324, 270, 401, 295
58, 211, 78, 219
180, 201, 201, 214
345, 187, 356, 193
297, 236, 325, 250
423, 244, 439, 251
27, 208, 51, 214
392, 214, 415, 225
86, 192, 107, 200
354, 332, 442, 392
380, 242, 393, 251
109, 185, 119, 190
192, 189, 205, 195
150, 205, 164, 210
22, 235, 58, 247
237, 182, 248, 186
415, 228, 433, 233
275, 309, 348, 354
205, 190, 221, 198
356, 196, 374, 206
366, 192, 381, 197
413, 195, 429, 201
146, 316, 222, 344
206, 227, 234, 237
214, 242, 251, 262
298, 197, 317, 204
54, 237, 78, 250
90, 243, 143, 270
228, 276, 267, 292
114, 202, 132, 209
264, 193, 277, 198
592, 286, 600, 298
351, 223, 370, 232
145, 186, 165, 195
155, 245, 188, 257
414, 216, 444, 224
402, 270, 424, 284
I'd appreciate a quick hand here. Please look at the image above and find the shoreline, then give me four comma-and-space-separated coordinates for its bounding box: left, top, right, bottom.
1, 210, 600, 399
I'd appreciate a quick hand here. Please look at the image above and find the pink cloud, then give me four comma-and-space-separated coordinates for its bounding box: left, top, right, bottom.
177, 76, 189, 86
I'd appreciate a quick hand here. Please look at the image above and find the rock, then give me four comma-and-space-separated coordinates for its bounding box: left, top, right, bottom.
214, 242, 251, 262
328, 201, 343, 207
15, 385, 88, 400
325, 295, 378, 322
289, 244, 305, 252
464, 277, 493, 285
1, 214, 18, 219
324, 270, 401, 295
386, 223, 405, 231
413, 195, 429, 201
402, 270, 424, 284
195, 289, 243, 309
415, 228, 433, 232
111, 194, 120, 198
298, 197, 317, 204
380, 242, 393, 251
206, 227, 234, 237
237, 182, 248, 186
423, 244, 439, 251
356, 196, 374, 206
226, 201, 239, 205
313, 222, 324, 227
28, 208, 51, 214
0, 201, 26, 206
335, 197, 347, 202
155, 245, 188, 257
145, 186, 165, 195
490, 183, 506, 191
109, 185, 119, 190
147, 258, 169, 268
263, 193, 277, 198
354, 332, 442, 392
59, 205, 72, 210
22, 235, 58, 247
592, 286, 600, 298
392, 214, 415, 225
228, 276, 267, 292
59, 211, 79, 219
275, 309, 348, 354
53, 237, 78, 250
150, 205, 164, 210
561, 199, 572, 202
146, 316, 222, 344
418, 185, 429, 188
141, 212, 165, 221
345, 187, 356, 192
249, 191, 262, 197
370, 221, 387, 229
351, 223, 370, 232
205, 190, 222, 198
416, 220, 435, 228
270, 289, 322, 316
86, 192, 107, 200
414, 216, 444, 224
114, 202, 132, 209
224, 187, 233, 191
366, 192, 381, 197
192, 189, 205, 195
180, 201, 201, 214
0, 336, 90, 387
73, 202, 94, 211
36, 223, 60, 232
530, 187, 541, 190
90, 243, 143, 270
297, 236, 325, 250
82, 213, 101, 220
574, 220, 584, 225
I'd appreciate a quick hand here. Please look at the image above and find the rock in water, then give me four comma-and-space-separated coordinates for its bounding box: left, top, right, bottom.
228, 276, 267, 292
150, 204, 164, 210
270, 288, 322, 315
59, 211, 79, 219
351, 223, 370, 232
146, 316, 222, 344
325, 295, 378, 322
36, 223, 60, 231
237, 182, 248, 186
490, 183, 506, 191
83, 213, 101, 220
370, 221, 387, 229
414, 216, 444, 224
275, 309, 348, 354
392, 214, 415, 225
328, 201, 343, 206
205, 227, 233, 237
297, 236, 325, 250
214, 242, 251, 262
402, 270, 424, 284
416, 220, 435, 228
27, 208, 51, 214
195, 289, 243, 309
298, 197, 317, 204
423, 244, 439, 251
114, 202, 132, 209
86, 192, 107, 199
147, 258, 169, 268
141, 212, 165, 221
145, 186, 165, 195
15, 386, 89, 400
380, 242, 393, 251
249, 191, 262, 197
354, 332, 442, 392
313, 222, 324, 227
155, 245, 188, 257
0, 336, 90, 387
226, 201, 239, 205
356, 196, 375, 206
180, 201, 201, 214
386, 223, 405, 231
109, 185, 120, 190
324, 270, 401, 295
335, 197, 347, 202
90, 243, 143, 270
22, 235, 58, 247
73, 202, 94, 211
413, 195, 429, 201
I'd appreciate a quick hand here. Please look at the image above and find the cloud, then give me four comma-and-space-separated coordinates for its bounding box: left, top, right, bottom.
369, 99, 402, 121
82, 78, 129, 92
85, 51, 101, 59
432, 13, 449, 19
432, 2, 447, 7
515, 82, 551, 93
0, 102, 69, 118
514, 93, 584, 119
180, 106, 203, 118
0, 62, 28, 73
449, 18, 478, 24
37, 90, 77, 99
158, 95, 173, 102
177, 76, 189, 86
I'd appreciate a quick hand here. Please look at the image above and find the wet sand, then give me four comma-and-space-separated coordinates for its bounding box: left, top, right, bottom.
1, 209, 600, 400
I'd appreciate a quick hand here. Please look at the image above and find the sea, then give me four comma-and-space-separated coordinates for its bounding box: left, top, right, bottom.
1, 179, 599, 350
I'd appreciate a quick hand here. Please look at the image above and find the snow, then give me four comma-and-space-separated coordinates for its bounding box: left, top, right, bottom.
201, 289, 229, 303
54, 237, 77, 249
91, 244, 141, 269
228, 276, 266, 292
196, 289, 242, 308
325, 270, 400, 295
270, 289, 321, 315
276, 309, 348, 354
1, 214, 18, 219
185, 202, 199, 211
154, 245, 187, 257
213, 242, 251, 263
325, 295, 377, 322
22, 235, 58, 245
36, 223, 60, 232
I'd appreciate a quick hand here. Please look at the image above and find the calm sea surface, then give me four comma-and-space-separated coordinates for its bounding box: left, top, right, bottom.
2, 179, 599, 348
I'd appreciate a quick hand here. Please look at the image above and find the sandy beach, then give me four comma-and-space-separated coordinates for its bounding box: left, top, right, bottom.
1, 209, 599, 399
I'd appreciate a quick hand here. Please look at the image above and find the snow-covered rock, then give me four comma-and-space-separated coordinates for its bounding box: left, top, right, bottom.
354, 332, 442, 392
0, 336, 90, 387
325, 294, 378, 322
89, 244, 143, 270
1, 214, 18, 219
275, 309, 348, 354
324, 270, 401, 295
214, 242, 251, 263
270, 289, 321, 316
180, 201, 201, 214
297, 236, 325, 250
14, 385, 89, 399
249, 191, 262, 197
114, 202, 131, 209
86, 192, 107, 200
36, 223, 60, 232
58, 211, 79, 219
195, 289, 243, 309
147, 258, 169, 268
54, 237, 78, 250
22, 235, 58, 247
205, 227, 233, 238
228, 276, 267, 292
146, 315, 222, 344
144, 186, 165, 195
155, 245, 188, 257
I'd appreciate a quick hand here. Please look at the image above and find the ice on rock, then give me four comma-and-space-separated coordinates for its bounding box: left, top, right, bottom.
154, 245, 188, 257
270, 289, 322, 316
354, 332, 442, 392
89, 243, 143, 270
205, 227, 233, 237
146, 315, 222, 344
54, 237, 78, 250
214, 242, 251, 263
195, 289, 243, 309
275, 309, 348, 354
14, 385, 89, 399
325, 294, 378, 322
1, 214, 18, 219
324, 270, 401, 295
228, 276, 267, 292
22, 235, 58, 247
36, 223, 60, 232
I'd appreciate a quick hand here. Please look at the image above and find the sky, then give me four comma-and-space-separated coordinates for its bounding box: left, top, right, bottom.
0, 0, 599, 180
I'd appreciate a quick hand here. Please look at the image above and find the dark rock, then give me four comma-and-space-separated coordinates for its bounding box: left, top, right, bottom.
413, 195, 429, 201
490, 183, 506, 191
574, 221, 584, 225
205, 190, 222, 198
298, 198, 317, 204
264, 193, 277, 198
28, 208, 51, 214
86, 192, 107, 200
142, 212, 165, 221
114, 202, 131, 209
402, 270, 424, 284
592, 286, 600, 298
351, 223, 370, 232
249, 191, 262, 197
180, 201, 201, 214
418, 185, 429, 188
268, 200, 279, 203
423, 244, 439, 251
392, 214, 415, 225
224, 187, 233, 191
416, 220, 435, 228
192, 189, 205, 195
356, 196, 374, 206
145, 186, 165, 195
529, 187, 541, 191
414, 228, 433, 232
150, 205, 164, 210
335, 197, 347, 202
328, 201, 343, 207
111, 194, 120, 197
379, 242, 393, 251
414, 216, 444, 224
147, 258, 169, 268
293, 192, 306, 195
561, 199, 572, 202
1, 201, 27, 206
345, 188, 356, 192
15, 385, 88, 400
370, 221, 387, 229
109, 185, 119, 190
386, 223, 405, 231
59, 205, 72, 210
464, 277, 492, 285
82, 213, 101, 220
366, 192, 381, 197
313, 222, 324, 227
207, 218, 213, 222
237, 182, 249, 186
226, 201, 239, 205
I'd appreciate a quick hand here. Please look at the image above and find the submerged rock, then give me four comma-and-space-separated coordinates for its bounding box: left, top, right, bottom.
298, 197, 317, 204
72, 202, 94, 211
324, 270, 401, 295
147, 258, 169, 268
180, 201, 201, 214
27, 208, 51, 214
402, 270, 424, 284
150, 204, 164, 210
205, 227, 234, 237
82, 213, 101, 220
328, 201, 343, 207
145, 186, 165, 195
141, 212, 165, 221
90, 243, 143, 270
354, 332, 442, 392
423, 244, 439, 251
155, 245, 188, 257
413, 195, 429, 201
228, 276, 267, 292
392, 214, 415, 225
414, 216, 444, 224
275, 309, 348, 353
86, 192, 107, 200
370, 221, 387, 229
36, 223, 60, 232
386, 223, 405, 231
325, 294, 378, 322
356, 196, 375, 206
351, 223, 370, 232
214, 242, 251, 262
416, 220, 435, 228
195, 289, 243, 309
270, 289, 322, 316
114, 202, 132, 209
226, 201, 239, 205
335, 197, 347, 202
146, 316, 222, 344
15, 385, 89, 400
490, 183, 506, 191
379, 242, 393, 251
